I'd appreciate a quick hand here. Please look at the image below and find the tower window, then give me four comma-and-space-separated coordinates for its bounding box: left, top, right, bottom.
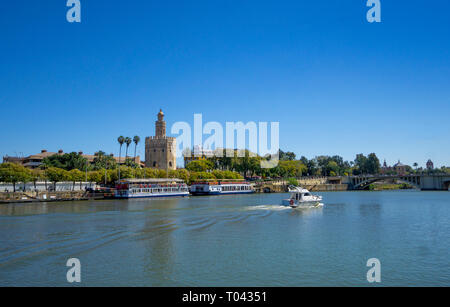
169, 162, 172, 167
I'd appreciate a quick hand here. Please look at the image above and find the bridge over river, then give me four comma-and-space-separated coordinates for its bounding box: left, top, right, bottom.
348, 174, 450, 191
253, 174, 450, 192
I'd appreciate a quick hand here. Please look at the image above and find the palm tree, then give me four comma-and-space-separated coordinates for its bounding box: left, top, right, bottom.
125, 137, 132, 157
125, 137, 132, 164
117, 136, 125, 180
133, 135, 140, 163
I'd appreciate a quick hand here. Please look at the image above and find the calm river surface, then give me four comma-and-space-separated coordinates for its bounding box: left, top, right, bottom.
0, 191, 449, 286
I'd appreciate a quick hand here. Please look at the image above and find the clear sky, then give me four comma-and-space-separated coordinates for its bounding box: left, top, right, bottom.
1, 0, 449, 168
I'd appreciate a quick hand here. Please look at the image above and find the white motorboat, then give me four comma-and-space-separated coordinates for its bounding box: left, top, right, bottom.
282, 186, 323, 208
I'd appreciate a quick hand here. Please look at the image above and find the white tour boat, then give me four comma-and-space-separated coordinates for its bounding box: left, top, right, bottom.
190, 179, 254, 196
282, 186, 323, 208
115, 178, 189, 199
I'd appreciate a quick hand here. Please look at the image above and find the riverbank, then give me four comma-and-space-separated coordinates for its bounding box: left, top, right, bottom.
0, 183, 416, 204
367, 183, 414, 191
0, 191, 105, 204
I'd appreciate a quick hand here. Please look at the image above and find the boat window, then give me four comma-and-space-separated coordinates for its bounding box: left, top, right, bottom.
304, 193, 311, 196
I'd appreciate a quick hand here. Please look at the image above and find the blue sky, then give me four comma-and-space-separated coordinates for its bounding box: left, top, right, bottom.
1, 0, 449, 168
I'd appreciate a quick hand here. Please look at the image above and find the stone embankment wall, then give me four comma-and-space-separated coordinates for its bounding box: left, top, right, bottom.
297, 178, 328, 185
303, 184, 349, 192
0, 191, 89, 203
253, 179, 349, 193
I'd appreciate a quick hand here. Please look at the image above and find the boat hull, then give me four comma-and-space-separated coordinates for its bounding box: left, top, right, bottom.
190, 190, 254, 196
115, 192, 190, 199
282, 199, 323, 208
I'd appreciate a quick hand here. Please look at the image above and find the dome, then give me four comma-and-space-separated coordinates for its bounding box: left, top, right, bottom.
157, 109, 164, 120
394, 160, 406, 167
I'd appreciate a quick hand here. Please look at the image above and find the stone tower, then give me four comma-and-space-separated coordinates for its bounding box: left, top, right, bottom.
145, 110, 177, 170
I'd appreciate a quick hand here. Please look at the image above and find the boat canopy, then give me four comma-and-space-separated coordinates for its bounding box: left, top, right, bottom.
117, 178, 185, 184
289, 186, 311, 194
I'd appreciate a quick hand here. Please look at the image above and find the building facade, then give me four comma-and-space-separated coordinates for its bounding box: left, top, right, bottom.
393, 160, 408, 175
183, 145, 217, 167
3, 149, 142, 169
145, 110, 177, 170
380, 159, 410, 175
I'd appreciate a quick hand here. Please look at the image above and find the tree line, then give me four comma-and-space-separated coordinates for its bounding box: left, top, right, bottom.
0, 162, 243, 192
2, 148, 448, 192
186, 150, 450, 178
185, 150, 382, 178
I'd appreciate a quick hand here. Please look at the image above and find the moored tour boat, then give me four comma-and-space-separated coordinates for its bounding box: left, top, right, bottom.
282, 186, 323, 208
190, 179, 254, 196
115, 178, 189, 199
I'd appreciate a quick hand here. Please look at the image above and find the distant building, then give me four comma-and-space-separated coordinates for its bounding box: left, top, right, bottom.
380, 159, 389, 174
3, 149, 59, 169
145, 110, 177, 170
393, 160, 408, 175
183, 145, 216, 167
2, 149, 142, 169
426, 159, 434, 170
380, 159, 410, 175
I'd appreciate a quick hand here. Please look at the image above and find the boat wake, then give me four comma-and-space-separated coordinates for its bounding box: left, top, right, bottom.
292, 203, 324, 209
243, 205, 292, 211
244, 203, 324, 211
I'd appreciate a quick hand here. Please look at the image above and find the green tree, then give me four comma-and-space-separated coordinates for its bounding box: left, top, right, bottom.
279, 150, 296, 161
143, 168, 159, 178
117, 136, 125, 180
156, 169, 167, 178
125, 137, 132, 159
88, 170, 102, 184
186, 160, 214, 172
366, 153, 381, 174
325, 161, 339, 176
172, 169, 189, 182
287, 177, 299, 186
45, 167, 69, 190
92, 151, 117, 170
42, 152, 88, 171
68, 169, 84, 190
133, 136, 140, 161
124, 158, 139, 168
354, 154, 368, 175
0, 163, 31, 192
118, 166, 135, 180
30, 169, 45, 190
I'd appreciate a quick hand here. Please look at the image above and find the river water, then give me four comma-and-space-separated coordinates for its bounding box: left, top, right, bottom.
0, 191, 449, 286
